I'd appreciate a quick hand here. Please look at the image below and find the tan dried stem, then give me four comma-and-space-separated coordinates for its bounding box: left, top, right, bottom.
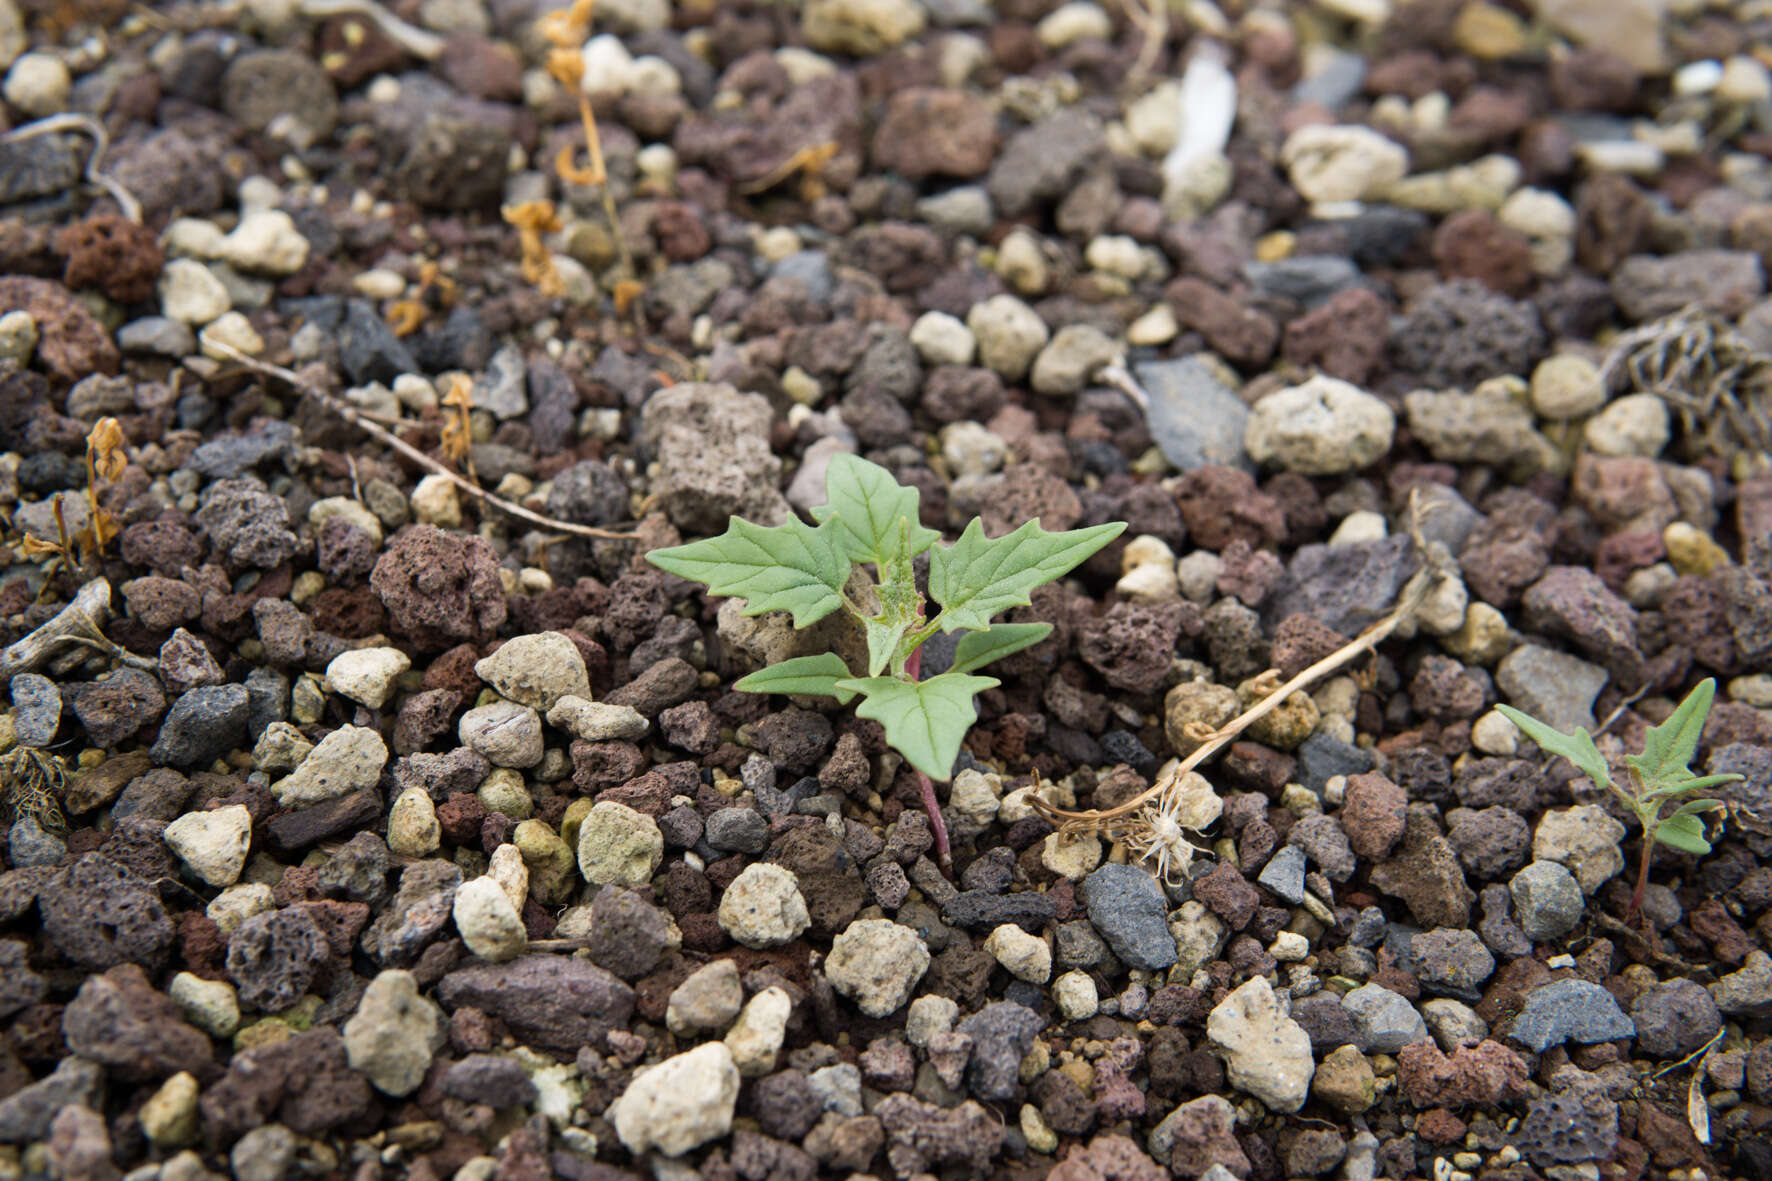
1036, 493, 1448, 835
201, 342, 638, 542
1119, 0, 1169, 91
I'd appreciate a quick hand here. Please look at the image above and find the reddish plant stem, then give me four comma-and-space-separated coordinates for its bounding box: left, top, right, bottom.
1627, 837, 1653, 932
903, 647, 954, 877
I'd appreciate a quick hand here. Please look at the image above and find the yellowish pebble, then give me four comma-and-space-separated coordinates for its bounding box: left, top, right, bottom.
1255, 231, 1295, 261
1664, 522, 1730, 575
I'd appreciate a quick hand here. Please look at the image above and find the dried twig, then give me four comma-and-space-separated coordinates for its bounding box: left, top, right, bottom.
202, 343, 638, 541
298, 0, 445, 58
1119, 0, 1169, 91
0, 579, 117, 680
1037, 496, 1448, 835
0, 113, 142, 223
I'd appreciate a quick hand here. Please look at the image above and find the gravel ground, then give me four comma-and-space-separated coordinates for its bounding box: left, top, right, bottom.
2, 0, 1772, 1179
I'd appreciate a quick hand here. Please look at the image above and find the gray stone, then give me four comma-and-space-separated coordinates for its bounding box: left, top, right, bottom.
1080, 863, 1177, 970
151, 684, 250, 769
1267, 535, 1420, 636
1508, 979, 1635, 1052
0, 1057, 103, 1143
436, 955, 635, 1050
9, 673, 60, 746
1629, 978, 1722, 1059
1134, 356, 1250, 473
956, 1001, 1044, 1101
476, 343, 528, 419
1342, 984, 1428, 1052
1508, 861, 1585, 942
1257, 844, 1308, 904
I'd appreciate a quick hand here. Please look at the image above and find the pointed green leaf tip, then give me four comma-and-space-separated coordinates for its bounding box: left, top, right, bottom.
929, 518, 1126, 633
734, 654, 857, 703
811, 453, 941, 565
1628, 677, 1715, 787
949, 622, 1052, 674
646, 514, 850, 627
836, 672, 999, 781
1494, 704, 1613, 792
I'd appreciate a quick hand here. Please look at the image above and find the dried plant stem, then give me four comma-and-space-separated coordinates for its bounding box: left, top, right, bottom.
203, 343, 638, 542
1120, 0, 1169, 91
0, 579, 116, 680
0, 114, 142, 223
1035, 567, 1436, 834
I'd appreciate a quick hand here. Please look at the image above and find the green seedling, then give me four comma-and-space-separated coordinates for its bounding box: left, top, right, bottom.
648, 454, 1125, 871
1497, 679, 1743, 930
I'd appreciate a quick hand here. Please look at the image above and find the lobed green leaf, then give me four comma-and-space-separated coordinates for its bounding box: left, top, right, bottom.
734, 654, 858, 703
949, 622, 1053, 675
928, 518, 1126, 634
810, 454, 940, 566
1654, 811, 1712, 856
1628, 677, 1717, 789
836, 671, 999, 782
1495, 704, 1613, 792
646, 514, 851, 628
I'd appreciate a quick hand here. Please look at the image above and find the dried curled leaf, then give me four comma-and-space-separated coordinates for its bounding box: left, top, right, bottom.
87, 417, 126, 483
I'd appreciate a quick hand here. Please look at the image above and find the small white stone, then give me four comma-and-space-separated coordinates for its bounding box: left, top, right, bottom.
984, 923, 1052, 983
1328, 510, 1387, 547
1052, 970, 1099, 1021
1128, 303, 1179, 346
409, 473, 462, 527
1269, 931, 1310, 962
168, 972, 239, 1038
199, 313, 264, 360
453, 876, 528, 962
1584, 393, 1670, 457
206, 882, 274, 935
1529, 354, 1607, 420
309, 495, 384, 544
1281, 124, 1409, 204
2, 51, 69, 116
580, 34, 635, 94
272, 724, 388, 807
909, 310, 976, 367
994, 228, 1048, 295
353, 269, 407, 299
488, 842, 529, 911
325, 647, 410, 709
966, 294, 1049, 382
1717, 55, 1772, 105
386, 787, 440, 857
159, 259, 231, 326
475, 633, 592, 712
724, 986, 791, 1076
1471, 709, 1520, 756
717, 862, 809, 948
459, 701, 545, 768
1040, 831, 1102, 880
1036, 1, 1111, 48
221, 210, 310, 276
548, 695, 649, 742
1084, 234, 1149, 279
940, 421, 1007, 476
1116, 561, 1179, 601
608, 1043, 739, 1157
343, 969, 443, 1096
1245, 375, 1395, 476
905, 994, 959, 1047
0, 309, 36, 364
162, 804, 253, 888
824, 918, 930, 1018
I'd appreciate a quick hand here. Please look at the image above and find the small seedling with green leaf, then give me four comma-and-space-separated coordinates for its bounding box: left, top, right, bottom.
647, 454, 1126, 871
1497, 679, 1743, 929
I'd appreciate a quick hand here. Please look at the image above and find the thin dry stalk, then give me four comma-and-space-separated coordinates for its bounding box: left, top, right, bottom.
0, 114, 142, 223
1036, 502, 1447, 835
202, 342, 638, 542
1119, 0, 1170, 91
